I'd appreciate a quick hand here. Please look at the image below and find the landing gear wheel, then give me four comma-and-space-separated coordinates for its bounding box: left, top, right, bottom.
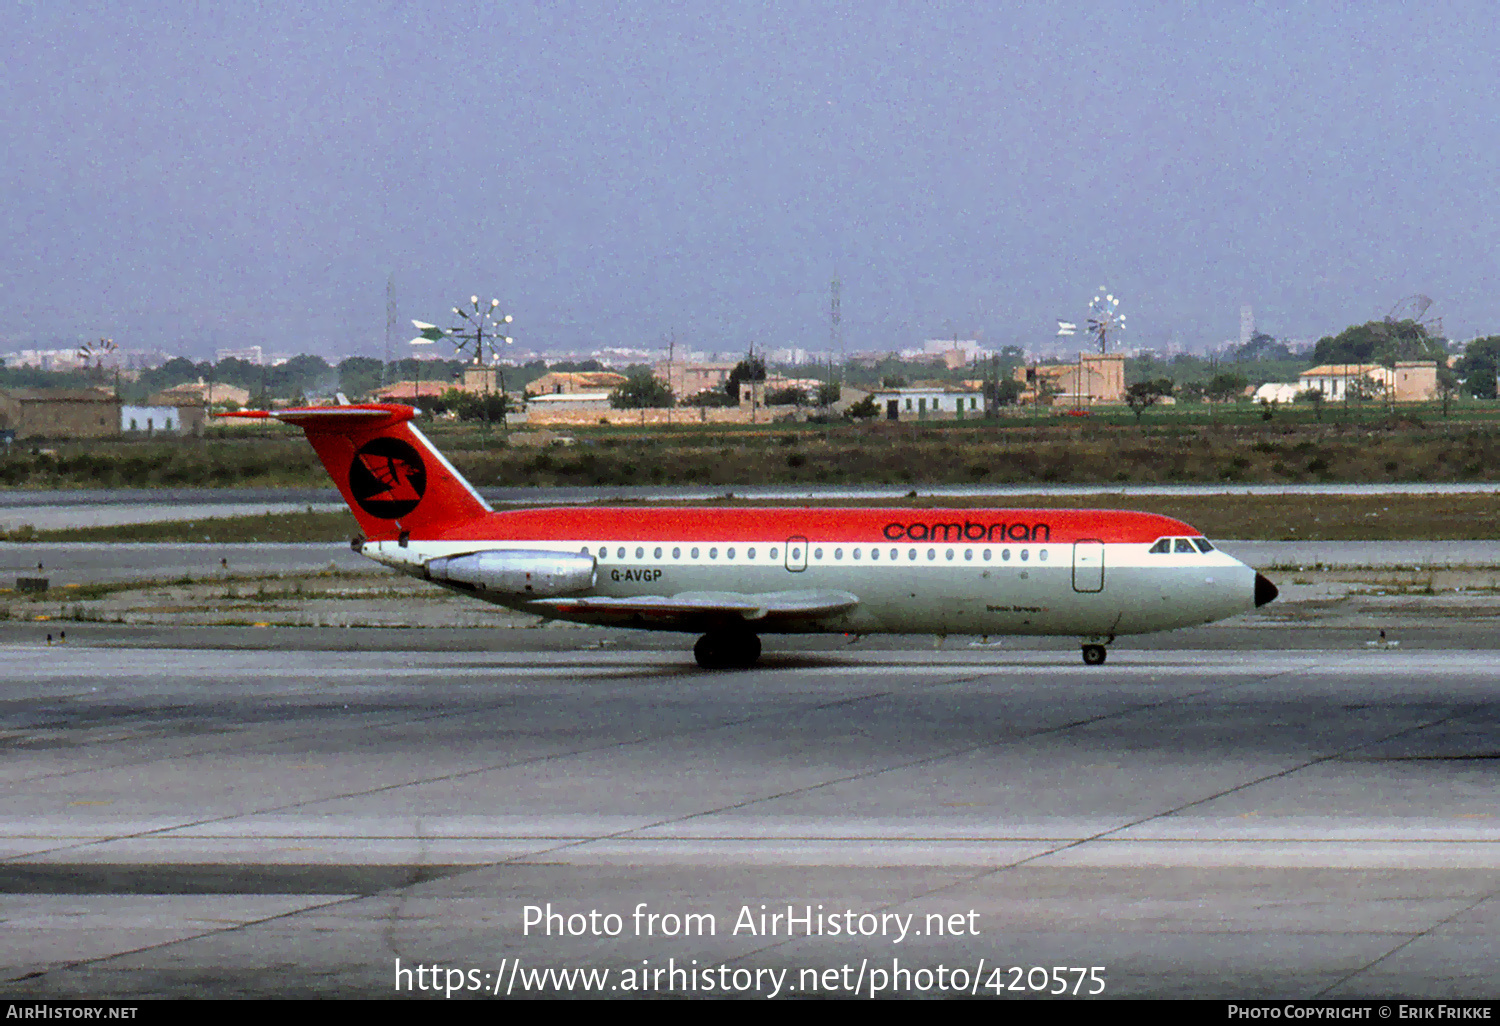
695, 632, 762, 670
1081, 644, 1108, 666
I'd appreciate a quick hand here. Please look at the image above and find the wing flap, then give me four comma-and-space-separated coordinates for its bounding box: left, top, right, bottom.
532, 589, 859, 626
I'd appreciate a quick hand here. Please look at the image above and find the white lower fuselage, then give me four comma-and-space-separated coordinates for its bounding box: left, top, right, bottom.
363, 535, 1257, 637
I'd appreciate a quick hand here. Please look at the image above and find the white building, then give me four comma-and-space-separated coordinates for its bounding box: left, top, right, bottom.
121, 405, 185, 433
1253, 383, 1302, 404
868, 387, 984, 421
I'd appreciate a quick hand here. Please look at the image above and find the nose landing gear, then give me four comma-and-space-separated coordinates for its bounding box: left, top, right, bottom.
694, 631, 762, 670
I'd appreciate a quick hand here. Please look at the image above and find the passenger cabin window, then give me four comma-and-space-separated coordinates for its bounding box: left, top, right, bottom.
1194, 538, 1215, 553
1149, 538, 1171, 554
1174, 538, 1195, 553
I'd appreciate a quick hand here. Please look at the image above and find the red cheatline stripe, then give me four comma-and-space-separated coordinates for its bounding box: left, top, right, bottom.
429, 507, 1195, 545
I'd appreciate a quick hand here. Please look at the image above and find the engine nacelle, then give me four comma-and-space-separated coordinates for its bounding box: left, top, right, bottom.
425, 549, 597, 597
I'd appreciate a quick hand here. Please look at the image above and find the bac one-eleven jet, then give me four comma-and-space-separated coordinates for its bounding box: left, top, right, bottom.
225, 403, 1278, 668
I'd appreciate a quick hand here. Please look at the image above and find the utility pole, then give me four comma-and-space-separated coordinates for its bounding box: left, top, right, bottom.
666, 329, 675, 427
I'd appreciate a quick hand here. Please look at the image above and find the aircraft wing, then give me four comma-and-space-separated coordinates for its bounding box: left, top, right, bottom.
528, 589, 859, 628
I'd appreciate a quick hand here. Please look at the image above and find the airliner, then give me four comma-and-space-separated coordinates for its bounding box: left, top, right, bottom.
226, 403, 1277, 668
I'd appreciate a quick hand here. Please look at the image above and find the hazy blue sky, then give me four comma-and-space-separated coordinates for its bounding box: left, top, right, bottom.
3, 1, 1497, 360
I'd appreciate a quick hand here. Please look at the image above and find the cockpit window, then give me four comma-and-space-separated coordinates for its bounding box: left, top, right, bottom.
1174, 538, 1196, 553
1149, 538, 1171, 554
1193, 538, 1215, 553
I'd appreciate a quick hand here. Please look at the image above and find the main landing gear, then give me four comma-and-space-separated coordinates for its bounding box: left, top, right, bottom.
694, 631, 762, 670
1081, 644, 1108, 666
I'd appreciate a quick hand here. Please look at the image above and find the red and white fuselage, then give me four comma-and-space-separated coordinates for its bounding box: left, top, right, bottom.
224, 403, 1276, 664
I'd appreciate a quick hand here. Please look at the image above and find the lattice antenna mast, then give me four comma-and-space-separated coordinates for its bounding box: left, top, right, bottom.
384, 274, 398, 387
830, 275, 842, 364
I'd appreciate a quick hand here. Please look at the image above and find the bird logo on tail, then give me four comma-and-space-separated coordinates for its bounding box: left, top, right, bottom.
348, 438, 427, 519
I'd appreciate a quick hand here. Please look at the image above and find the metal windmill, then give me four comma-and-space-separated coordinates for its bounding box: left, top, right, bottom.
77, 337, 119, 392
410, 296, 515, 431
1384, 294, 1443, 341
1085, 289, 1126, 354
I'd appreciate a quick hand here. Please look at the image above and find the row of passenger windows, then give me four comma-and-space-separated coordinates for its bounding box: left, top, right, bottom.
585, 545, 1049, 563
1148, 537, 1215, 554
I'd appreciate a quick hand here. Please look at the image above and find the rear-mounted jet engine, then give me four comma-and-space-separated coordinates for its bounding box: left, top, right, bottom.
425, 550, 597, 597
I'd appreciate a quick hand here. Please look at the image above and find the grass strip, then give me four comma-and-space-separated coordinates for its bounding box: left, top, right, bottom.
8, 493, 1499, 543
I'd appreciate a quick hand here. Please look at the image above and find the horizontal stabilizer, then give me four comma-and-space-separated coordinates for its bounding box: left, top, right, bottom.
218, 405, 415, 430
216, 403, 489, 540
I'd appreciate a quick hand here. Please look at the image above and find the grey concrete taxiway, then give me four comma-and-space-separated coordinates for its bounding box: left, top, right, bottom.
3, 633, 1499, 999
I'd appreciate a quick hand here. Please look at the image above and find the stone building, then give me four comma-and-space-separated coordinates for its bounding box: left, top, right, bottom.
1013, 354, 1126, 405
653, 360, 739, 400
1296, 362, 1437, 402
0, 387, 121, 439
147, 378, 252, 409
523, 371, 627, 396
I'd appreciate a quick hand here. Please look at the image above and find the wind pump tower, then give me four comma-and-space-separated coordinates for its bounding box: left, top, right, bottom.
1385, 294, 1443, 339
1086, 288, 1126, 354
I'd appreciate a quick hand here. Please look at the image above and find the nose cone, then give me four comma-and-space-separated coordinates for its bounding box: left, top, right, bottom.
1254, 573, 1279, 607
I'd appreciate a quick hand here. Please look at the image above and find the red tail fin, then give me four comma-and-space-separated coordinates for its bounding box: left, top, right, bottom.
223, 404, 490, 540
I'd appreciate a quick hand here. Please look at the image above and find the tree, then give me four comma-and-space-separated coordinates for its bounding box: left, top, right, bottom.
1205, 371, 1249, 403
1455, 336, 1500, 399
682, 388, 735, 408
338, 356, 385, 400
454, 391, 512, 421
1235, 331, 1294, 362
724, 356, 767, 400
1344, 374, 1383, 403
1124, 378, 1174, 423
983, 377, 1024, 409
845, 394, 879, 420
610, 369, 674, 409
1294, 387, 1326, 421
816, 382, 842, 407
1313, 320, 1446, 365
881, 374, 909, 388
765, 386, 807, 407
1437, 366, 1461, 417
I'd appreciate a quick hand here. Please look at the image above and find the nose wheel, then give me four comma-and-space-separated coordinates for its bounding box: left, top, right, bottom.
1081, 644, 1108, 666
694, 631, 762, 670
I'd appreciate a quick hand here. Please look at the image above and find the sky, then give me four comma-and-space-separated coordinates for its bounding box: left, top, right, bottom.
2, 1, 1498, 361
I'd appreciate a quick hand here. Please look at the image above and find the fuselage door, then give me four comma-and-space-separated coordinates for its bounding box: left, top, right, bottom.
785, 536, 808, 572
1072, 540, 1105, 593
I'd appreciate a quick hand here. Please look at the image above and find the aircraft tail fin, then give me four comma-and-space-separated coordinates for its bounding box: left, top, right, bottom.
220, 404, 491, 541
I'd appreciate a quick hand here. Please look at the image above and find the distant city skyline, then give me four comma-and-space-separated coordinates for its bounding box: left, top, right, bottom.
4, 3, 1498, 362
